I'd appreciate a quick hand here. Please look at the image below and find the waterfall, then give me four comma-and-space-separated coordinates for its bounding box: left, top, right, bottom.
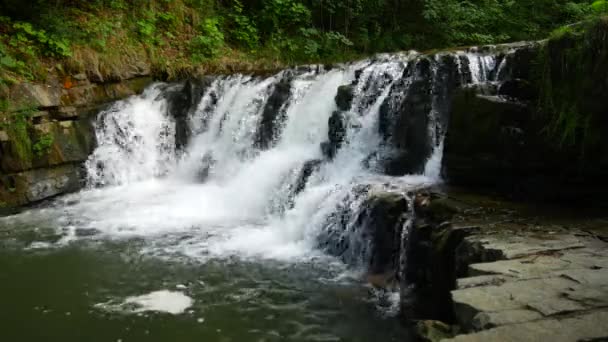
6, 50, 502, 268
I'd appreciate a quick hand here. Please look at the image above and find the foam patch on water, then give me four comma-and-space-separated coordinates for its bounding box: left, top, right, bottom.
96, 290, 193, 315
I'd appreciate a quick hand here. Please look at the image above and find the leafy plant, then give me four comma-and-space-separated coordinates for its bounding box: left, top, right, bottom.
11, 22, 72, 58
591, 0, 608, 14
227, 0, 259, 50
190, 18, 225, 61
33, 133, 54, 157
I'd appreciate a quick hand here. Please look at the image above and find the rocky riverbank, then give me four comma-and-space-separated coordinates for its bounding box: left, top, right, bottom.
411, 187, 608, 341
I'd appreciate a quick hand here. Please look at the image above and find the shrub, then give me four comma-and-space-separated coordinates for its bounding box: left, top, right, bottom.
190, 18, 225, 61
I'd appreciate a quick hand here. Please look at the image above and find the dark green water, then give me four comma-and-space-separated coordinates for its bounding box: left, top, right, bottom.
0, 236, 411, 342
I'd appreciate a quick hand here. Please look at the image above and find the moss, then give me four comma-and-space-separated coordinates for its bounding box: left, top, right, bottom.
535, 17, 608, 151
32, 133, 53, 157
0, 110, 34, 169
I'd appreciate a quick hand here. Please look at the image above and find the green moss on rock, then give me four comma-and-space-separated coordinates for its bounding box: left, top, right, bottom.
536, 17, 608, 149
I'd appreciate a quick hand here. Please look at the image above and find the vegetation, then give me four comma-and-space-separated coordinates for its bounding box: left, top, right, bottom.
0, 0, 605, 85
0, 109, 34, 167
536, 17, 608, 151
32, 133, 54, 157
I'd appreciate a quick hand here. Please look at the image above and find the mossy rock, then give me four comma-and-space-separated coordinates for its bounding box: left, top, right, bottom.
416, 320, 455, 342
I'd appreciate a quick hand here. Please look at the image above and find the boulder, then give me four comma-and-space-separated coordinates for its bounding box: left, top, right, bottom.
335, 85, 354, 111
255, 77, 291, 149
0, 163, 82, 213
163, 78, 213, 150
317, 189, 408, 278
321, 111, 346, 159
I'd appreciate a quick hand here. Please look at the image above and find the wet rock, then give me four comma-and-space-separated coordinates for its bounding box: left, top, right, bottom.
0, 164, 82, 210
321, 111, 346, 159
497, 78, 536, 102
416, 320, 455, 342
354, 192, 408, 276
255, 77, 291, 150
294, 159, 322, 194
318, 190, 408, 277
335, 85, 354, 111
164, 78, 213, 150
196, 152, 215, 182
442, 87, 532, 191
378, 55, 461, 175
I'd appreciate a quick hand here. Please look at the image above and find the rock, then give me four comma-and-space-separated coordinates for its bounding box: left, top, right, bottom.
378, 55, 461, 175
335, 85, 354, 111
418, 195, 462, 223
318, 190, 408, 276
467, 234, 585, 261
471, 309, 543, 330
294, 159, 322, 194
441, 87, 533, 191
416, 320, 455, 342
0, 164, 82, 209
52, 106, 79, 119
9, 83, 62, 110
321, 111, 346, 159
357, 192, 409, 276
444, 309, 608, 342
378, 59, 432, 175
255, 76, 291, 149
452, 276, 585, 329
456, 275, 514, 289
498, 78, 536, 102
163, 78, 212, 150
72, 73, 87, 81
195, 152, 215, 182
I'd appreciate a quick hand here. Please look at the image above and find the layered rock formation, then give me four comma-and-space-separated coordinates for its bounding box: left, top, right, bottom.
0, 74, 152, 214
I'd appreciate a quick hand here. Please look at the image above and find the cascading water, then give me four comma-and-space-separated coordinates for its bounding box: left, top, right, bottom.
0, 49, 503, 341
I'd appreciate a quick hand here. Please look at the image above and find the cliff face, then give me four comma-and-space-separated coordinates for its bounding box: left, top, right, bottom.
442, 19, 608, 205
0, 73, 152, 214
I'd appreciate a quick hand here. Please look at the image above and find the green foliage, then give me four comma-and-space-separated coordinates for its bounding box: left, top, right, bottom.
11, 22, 72, 58
592, 1, 608, 14
536, 18, 608, 149
0, 0, 603, 82
226, 1, 259, 50
136, 13, 157, 44
0, 111, 34, 164
33, 133, 54, 157
190, 18, 225, 61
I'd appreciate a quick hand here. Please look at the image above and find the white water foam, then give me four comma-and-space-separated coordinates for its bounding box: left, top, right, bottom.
96, 290, 193, 315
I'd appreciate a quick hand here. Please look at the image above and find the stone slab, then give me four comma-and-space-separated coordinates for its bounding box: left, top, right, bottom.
443, 310, 608, 342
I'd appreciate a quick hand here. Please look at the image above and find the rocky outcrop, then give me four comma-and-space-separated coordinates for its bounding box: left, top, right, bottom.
379, 54, 462, 175
442, 21, 608, 205
318, 189, 409, 281
0, 72, 153, 213
163, 78, 213, 150
255, 76, 292, 150
407, 189, 608, 341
